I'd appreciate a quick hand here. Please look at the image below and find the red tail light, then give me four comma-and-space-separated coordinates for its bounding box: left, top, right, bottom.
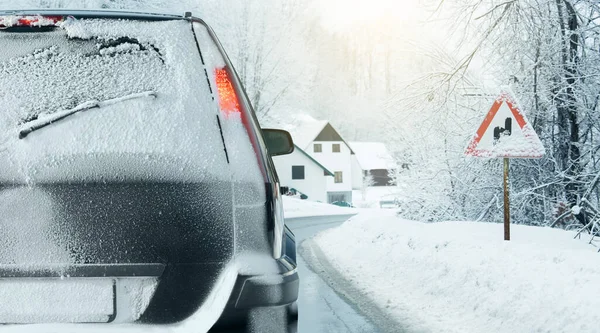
0, 15, 65, 28
215, 68, 241, 117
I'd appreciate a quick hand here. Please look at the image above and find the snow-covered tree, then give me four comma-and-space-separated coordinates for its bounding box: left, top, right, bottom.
383, 0, 600, 229
361, 171, 375, 203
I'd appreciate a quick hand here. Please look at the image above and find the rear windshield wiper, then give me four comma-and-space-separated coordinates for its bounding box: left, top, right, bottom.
18, 91, 157, 139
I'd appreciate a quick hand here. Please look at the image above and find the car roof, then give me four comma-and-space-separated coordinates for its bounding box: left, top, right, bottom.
0, 9, 187, 21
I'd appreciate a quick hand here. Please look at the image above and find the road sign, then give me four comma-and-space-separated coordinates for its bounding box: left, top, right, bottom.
465, 90, 545, 241
465, 91, 544, 158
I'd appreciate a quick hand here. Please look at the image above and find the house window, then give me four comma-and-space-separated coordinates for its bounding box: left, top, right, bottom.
314, 144, 322, 153
334, 171, 343, 183
292, 166, 305, 180
332, 144, 341, 153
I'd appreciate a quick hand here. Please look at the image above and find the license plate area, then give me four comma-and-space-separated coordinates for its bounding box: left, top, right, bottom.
0, 278, 116, 324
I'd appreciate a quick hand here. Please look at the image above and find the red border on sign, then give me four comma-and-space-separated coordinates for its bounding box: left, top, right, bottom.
465, 92, 531, 157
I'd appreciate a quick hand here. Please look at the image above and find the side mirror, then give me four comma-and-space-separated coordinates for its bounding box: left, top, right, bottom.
263, 129, 294, 156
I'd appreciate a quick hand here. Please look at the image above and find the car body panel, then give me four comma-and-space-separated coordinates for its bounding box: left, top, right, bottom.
0, 9, 298, 328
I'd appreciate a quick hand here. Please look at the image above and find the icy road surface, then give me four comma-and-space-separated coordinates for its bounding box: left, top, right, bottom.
286, 214, 399, 333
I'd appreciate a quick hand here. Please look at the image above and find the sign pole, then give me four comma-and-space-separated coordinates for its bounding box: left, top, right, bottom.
503, 157, 510, 241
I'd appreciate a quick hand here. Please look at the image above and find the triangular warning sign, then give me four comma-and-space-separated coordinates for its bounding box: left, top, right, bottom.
465, 91, 544, 158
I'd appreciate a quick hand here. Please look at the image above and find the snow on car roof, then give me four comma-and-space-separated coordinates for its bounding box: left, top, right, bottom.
348, 142, 396, 170
0, 9, 186, 22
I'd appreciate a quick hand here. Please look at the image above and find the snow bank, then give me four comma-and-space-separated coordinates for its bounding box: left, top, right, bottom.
314, 213, 600, 333
283, 196, 356, 219
352, 187, 401, 208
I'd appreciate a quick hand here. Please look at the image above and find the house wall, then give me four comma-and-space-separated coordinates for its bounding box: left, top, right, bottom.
273, 149, 329, 203
309, 140, 353, 197
351, 155, 363, 190
328, 191, 352, 203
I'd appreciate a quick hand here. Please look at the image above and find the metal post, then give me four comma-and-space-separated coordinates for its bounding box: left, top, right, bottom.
503, 158, 510, 241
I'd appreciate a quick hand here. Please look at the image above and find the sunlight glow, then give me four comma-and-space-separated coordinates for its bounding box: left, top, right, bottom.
315, 0, 423, 33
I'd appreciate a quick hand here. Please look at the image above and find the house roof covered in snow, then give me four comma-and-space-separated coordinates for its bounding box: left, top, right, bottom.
284, 115, 328, 150
294, 145, 334, 177
284, 115, 354, 153
348, 142, 396, 171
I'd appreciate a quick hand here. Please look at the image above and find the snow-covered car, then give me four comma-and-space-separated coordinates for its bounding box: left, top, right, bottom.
0, 10, 298, 333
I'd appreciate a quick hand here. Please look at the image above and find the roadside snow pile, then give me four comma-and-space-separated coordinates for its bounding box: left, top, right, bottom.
283, 196, 356, 219
314, 214, 600, 333
352, 186, 400, 208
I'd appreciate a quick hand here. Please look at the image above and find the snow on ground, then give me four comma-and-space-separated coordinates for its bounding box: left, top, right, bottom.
283, 196, 357, 219
352, 186, 400, 208
314, 212, 600, 333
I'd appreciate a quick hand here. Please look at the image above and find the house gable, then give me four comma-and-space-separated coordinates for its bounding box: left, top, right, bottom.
315, 124, 344, 141
314, 124, 355, 154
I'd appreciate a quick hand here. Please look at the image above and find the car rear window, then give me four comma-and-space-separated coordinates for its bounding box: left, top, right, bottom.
0, 25, 165, 122
0, 18, 230, 183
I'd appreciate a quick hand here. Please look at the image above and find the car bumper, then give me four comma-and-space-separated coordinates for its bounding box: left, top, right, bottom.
230, 269, 299, 309
0, 261, 298, 332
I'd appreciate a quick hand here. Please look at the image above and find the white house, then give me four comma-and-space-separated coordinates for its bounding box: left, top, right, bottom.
284, 117, 356, 203
348, 142, 396, 186
277, 115, 398, 204
272, 144, 334, 203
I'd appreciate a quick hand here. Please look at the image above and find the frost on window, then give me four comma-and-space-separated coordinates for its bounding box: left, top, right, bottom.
0, 19, 228, 183
0, 31, 165, 123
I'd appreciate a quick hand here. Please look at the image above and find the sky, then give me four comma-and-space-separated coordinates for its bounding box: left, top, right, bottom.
313, 0, 426, 33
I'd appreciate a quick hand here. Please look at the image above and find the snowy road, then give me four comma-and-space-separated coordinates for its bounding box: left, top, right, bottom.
286, 214, 397, 333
